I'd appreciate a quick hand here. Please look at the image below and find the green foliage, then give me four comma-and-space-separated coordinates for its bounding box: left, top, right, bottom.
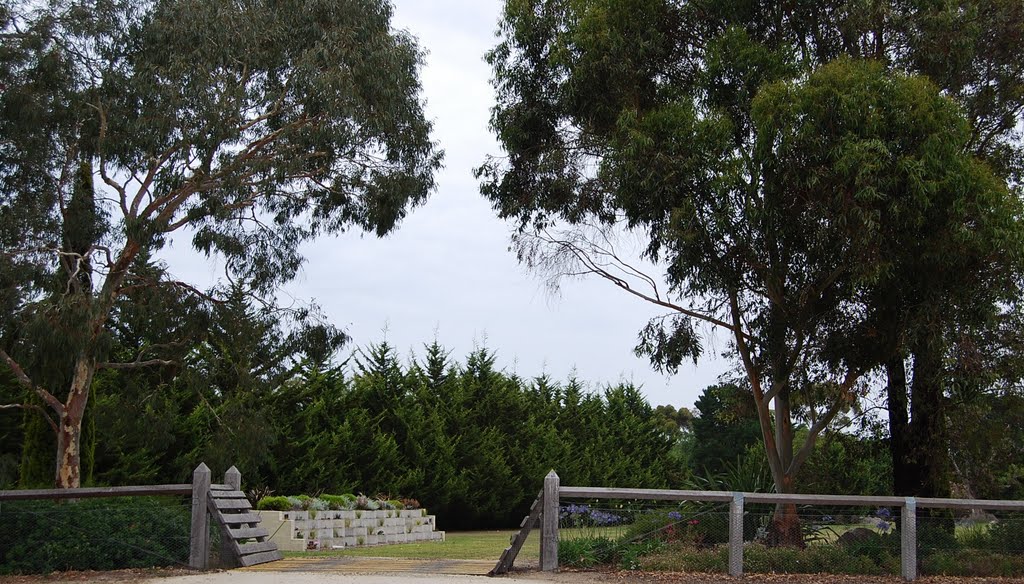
617, 538, 667, 570
559, 537, 619, 568
638, 544, 728, 573
559, 536, 666, 570
0, 498, 190, 575
837, 531, 900, 567
921, 550, 1024, 577
620, 511, 677, 542
13, 338, 682, 531
688, 383, 762, 478
482, 0, 1024, 506
320, 494, 357, 510
747, 543, 895, 575
985, 516, 1024, 554
255, 496, 293, 511
796, 424, 892, 497
0, 0, 440, 487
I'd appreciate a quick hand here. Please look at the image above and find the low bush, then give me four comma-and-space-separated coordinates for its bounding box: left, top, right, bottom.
320, 494, 356, 510
636, 544, 727, 572
255, 496, 292, 511
637, 542, 896, 575
923, 549, 1024, 577
987, 515, 1024, 554
559, 537, 619, 568
0, 498, 190, 575
620, 510, 675, 542
618, 537, 666, 570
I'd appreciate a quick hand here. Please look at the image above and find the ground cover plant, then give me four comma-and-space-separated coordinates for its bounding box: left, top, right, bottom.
0, 498, 191, 575
256, 493, 413, 513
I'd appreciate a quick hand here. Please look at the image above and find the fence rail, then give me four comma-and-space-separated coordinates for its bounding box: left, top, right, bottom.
542, 472, 1024, 581
0, 484, 193, 501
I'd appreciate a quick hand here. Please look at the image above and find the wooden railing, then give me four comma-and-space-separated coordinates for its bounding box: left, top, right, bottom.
536, 471, 1024, 581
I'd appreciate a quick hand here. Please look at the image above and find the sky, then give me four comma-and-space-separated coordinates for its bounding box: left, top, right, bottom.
165, 0, 733, 409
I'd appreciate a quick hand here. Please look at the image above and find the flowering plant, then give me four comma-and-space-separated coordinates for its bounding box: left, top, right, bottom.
560, 503, 623, 527
874, 508, 894, 534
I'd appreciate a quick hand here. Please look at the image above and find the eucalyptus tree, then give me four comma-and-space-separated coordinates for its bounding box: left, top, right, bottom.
0, 0, 441, 488
480, 0, 1022, 541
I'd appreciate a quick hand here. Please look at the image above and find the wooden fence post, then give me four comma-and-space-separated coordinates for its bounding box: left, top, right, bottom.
901, 497, 917, 581
540, 470, 560, 572
729, 492, 744, 577
219, 466, 242, 568
189, 463, 211, 570
224, 466, 241, 490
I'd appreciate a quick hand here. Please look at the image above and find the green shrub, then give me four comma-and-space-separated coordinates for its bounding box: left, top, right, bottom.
559, 537, 618, 567
319, 494, 356, 510
837, 530, 900, 567
918, 521, 960, 553
256, 496, 293, 511
743, 543, 894, 575
0, 498, 190, 575
620, 510, 674, 542
987, 516, 1024, 554
618, 538, 665, 570
955, 523, 993, 550
923, 549, 1024, 577
638, 544, 727, 572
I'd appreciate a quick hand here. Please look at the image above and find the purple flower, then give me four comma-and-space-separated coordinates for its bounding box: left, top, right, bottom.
877, 520, 891, 531
876, 507, 892, 519
589, 509, 623, 526
560, 503, 590, 518
667, 511, 682, 521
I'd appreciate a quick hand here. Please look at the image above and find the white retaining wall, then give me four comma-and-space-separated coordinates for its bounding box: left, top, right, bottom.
257, 508, 445, 552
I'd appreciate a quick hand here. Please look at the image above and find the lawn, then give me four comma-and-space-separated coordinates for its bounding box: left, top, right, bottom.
283, 530, 538, 561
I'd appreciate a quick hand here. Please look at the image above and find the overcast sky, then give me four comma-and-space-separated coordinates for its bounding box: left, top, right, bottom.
166, 0, 733, 409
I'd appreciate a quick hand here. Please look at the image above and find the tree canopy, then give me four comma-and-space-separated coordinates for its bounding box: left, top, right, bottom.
0, 0, 442, 487
480, 0, 1024, 534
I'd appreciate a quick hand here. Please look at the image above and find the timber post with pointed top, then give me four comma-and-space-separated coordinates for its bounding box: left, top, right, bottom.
540, 470, 560, 571
189, 463, 211, 569
219, 466, 243, 567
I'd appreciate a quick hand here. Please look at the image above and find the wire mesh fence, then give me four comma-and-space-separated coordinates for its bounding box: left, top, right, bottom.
556, 499, 1024, 577
0, 496, 196, 575
917, 511, 1024, 577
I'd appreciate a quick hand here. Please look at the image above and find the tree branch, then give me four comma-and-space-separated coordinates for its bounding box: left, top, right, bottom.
0, 403, 59, 434
534, 229, 751, 338
729, 289, 785, 488
787, 368, 866, 476
0, 348, 64, 414
97, 359, 176, 370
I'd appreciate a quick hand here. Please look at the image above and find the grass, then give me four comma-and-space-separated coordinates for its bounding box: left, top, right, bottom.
283, 530, 538, 561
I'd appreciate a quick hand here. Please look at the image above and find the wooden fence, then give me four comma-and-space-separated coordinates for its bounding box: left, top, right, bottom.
527, 470, 1024, 581
0, 463, 266, 570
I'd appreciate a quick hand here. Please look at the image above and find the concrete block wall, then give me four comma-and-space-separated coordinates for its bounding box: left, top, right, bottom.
258, 508, 445, 552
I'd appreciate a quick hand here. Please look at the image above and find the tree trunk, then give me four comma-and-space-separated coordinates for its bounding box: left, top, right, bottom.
908, 334, 950, 499
886, 339, 951, 500
55, 411, 83, 488
886, 356, 914, 495
54, 356, 94, 488
769, 474, 804, 547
